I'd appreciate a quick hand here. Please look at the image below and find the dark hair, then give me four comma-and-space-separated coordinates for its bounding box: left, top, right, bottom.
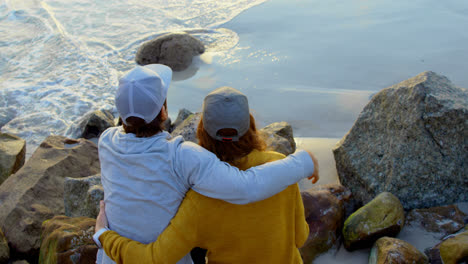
122, 101, 167, 137
196, 114, 266, 162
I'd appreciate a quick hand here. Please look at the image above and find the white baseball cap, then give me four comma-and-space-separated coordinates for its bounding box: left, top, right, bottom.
116, 64, 172, 125
202, 86, 250, 141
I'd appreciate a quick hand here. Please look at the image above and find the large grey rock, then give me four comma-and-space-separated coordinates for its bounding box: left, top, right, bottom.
135, 32, 205, 71
0, 133, 25, 185
0, 227, 8, 264
0, 136, 100, 259
64, 175, 103, 219
333, 71, 468, 210
170, 112, 201, 143
67, 109, 115, 139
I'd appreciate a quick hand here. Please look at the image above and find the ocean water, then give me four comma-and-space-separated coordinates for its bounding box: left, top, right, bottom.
1, 0, 468, 159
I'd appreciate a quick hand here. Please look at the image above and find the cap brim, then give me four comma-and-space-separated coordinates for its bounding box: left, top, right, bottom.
143, 64, 173, 88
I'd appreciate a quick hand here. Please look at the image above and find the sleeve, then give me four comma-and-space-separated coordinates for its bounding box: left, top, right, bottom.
100, 195, 201, 264
294, 185, 309, 248
175, 142, 315, 205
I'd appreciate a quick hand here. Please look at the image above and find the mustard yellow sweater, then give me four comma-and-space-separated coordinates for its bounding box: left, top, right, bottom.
100, 149, 309, 264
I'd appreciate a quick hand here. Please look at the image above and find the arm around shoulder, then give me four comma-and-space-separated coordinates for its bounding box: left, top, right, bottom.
175, 143, 316, 204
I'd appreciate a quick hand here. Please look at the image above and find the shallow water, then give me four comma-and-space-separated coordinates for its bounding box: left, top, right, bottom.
1, 0, 467, 157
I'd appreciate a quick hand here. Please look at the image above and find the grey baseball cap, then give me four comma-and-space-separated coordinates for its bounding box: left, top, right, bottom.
116, 64, 172, 125
202, 86, 250, 141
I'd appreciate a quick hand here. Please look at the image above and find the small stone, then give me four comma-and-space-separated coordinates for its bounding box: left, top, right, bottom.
427, 230, 468, 264
406, 204, 466, 236
369, 237, 428, 264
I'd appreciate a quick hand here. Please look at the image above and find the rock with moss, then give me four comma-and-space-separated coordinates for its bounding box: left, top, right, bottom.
39, 215, 97, 264
369, 237, 428, 264
0, 132, 25, 185
64, 175, 103, 218
406, 204, 466, 236
300, 184, 351, 263
0, 227, 9, 264
342, 192, 405, 251
333, 71, 468, 210
0, 136, 100, 259
426, 230, 468, 264
135, 32, 205, 71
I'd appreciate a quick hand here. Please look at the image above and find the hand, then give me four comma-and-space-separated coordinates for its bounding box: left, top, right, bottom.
306, 150, 319, 184
95, 200, 108, 232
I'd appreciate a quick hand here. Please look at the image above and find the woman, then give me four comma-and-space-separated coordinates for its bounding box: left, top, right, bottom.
94, 86, 319, 264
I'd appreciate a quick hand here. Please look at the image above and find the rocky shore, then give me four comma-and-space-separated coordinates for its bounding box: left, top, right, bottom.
0, 71, 467, 264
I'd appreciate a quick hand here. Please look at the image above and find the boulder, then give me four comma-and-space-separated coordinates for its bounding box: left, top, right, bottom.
406, 204, 466, 236
171, 108, 194, 132
299, 184, 350, 263
39, 215, 97, 264
260, 121, 296, 152
342, 192, 405, 251
369, 237, 428, 264
261, 132, 293, 156
0, 133, 25, 185
333, 71, 468, 210
68, 109, 115, 139
426, 231, 468, 264
135, 32, 205, 71
0, 227, 9, 264
0, 136, 100, 259
64, 175, 103, 218
170, 112, 201, 143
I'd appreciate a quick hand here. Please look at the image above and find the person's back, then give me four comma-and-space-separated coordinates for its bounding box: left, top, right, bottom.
99, 128, 193, 264
179, 149, 307, 263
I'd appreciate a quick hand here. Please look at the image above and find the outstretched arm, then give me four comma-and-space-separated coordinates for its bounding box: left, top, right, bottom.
175, 142, 317, 204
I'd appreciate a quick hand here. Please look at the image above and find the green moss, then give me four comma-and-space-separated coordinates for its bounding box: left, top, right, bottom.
343, 192, 404, 249
39, 237, 58, 264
